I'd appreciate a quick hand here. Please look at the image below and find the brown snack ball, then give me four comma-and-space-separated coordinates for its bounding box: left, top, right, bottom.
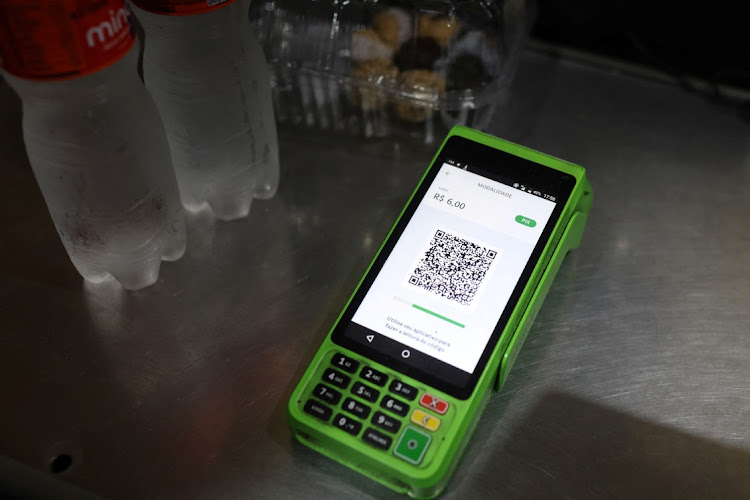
373, 11, 400, 48
373, 7, 412, 49
351, 58, 399, 111
353, 58, 399, 81
393, 36, 442, 72
394, 69, 446, 123
417, 13, 461, 47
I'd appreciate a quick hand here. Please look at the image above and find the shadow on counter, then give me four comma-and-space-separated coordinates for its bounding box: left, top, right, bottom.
465, 391, 750, 497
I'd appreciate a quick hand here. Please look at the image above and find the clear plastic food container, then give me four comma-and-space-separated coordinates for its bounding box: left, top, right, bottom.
250, 0, 528, 143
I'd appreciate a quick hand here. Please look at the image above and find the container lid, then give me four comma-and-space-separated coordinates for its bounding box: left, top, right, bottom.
251, 0, 527, 113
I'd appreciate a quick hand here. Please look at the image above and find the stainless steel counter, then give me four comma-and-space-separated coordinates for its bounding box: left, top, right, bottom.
1, 48, 749, 498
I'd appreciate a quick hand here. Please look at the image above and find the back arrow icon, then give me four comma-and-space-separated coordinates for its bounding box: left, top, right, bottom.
366, 335, 374, 342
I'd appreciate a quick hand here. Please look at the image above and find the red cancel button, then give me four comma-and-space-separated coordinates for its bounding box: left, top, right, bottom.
419, 393, 449, 415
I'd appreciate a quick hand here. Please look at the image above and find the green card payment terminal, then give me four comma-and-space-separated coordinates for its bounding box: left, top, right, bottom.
287, 126, 593, 498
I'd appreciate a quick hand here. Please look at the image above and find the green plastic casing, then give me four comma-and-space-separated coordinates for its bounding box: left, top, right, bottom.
287, 126, 593, 498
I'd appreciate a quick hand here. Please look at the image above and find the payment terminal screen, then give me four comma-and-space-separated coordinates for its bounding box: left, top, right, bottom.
350, 163, 557, 375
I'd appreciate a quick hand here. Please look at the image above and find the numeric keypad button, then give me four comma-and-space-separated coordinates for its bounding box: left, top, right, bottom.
351, 381, 380, 402
371, 411, 401, 433
380, 395, 409, 416
331, 353, 359, 373
313, 384, 341, 405
360, 366, 388, 386
322, 368, 351, 389
389, 380, 417, 401
333, 414, 362, 436
342, 397, 371, 419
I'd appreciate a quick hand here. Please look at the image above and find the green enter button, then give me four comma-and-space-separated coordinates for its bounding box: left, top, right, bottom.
394, 427, 431, 465
515, 215, 537, 227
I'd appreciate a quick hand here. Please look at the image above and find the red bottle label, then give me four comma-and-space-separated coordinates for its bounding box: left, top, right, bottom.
0, 0, 136, 80
129, 0, 236, 16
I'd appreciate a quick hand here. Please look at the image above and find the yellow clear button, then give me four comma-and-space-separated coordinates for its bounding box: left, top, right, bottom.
411, 409, 441, 432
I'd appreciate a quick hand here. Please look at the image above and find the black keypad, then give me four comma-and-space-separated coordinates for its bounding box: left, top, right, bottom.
333, 413, 362, 436
322, 368, 350, 389
360, 366, 388, 386
331, 353, 360, 374
380, 395, 409, 416
362, 428, 393, 450
371, 411, 401, 433
304, 400, 332, 421
351, 381, 380, 402
342, 397, 371, 419
389, 379, 417, 401
305, 353, 437, 456
313, 383, 341, 405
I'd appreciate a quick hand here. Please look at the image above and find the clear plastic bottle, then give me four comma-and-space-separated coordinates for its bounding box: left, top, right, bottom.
0, 0, 186, 290
131, 0, 280, 221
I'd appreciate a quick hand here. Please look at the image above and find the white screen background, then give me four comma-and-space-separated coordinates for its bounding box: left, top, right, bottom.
352, 164, 556, 374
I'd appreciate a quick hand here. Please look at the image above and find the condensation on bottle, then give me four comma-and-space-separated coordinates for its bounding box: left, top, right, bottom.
0, 0, 187, 290
131, 0, 280, 221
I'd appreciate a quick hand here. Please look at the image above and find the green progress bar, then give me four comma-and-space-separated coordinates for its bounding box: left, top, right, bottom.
412, 304, 465, 328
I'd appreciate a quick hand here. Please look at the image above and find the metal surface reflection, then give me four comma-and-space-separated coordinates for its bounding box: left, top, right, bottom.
1, 48, 749, 498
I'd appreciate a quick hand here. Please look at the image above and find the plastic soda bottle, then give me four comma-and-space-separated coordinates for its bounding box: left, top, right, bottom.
0, 0, 187, 290
130, 0, 280, 220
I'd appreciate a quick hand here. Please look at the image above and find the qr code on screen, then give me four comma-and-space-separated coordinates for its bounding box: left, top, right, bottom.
408, 229, 498, 307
